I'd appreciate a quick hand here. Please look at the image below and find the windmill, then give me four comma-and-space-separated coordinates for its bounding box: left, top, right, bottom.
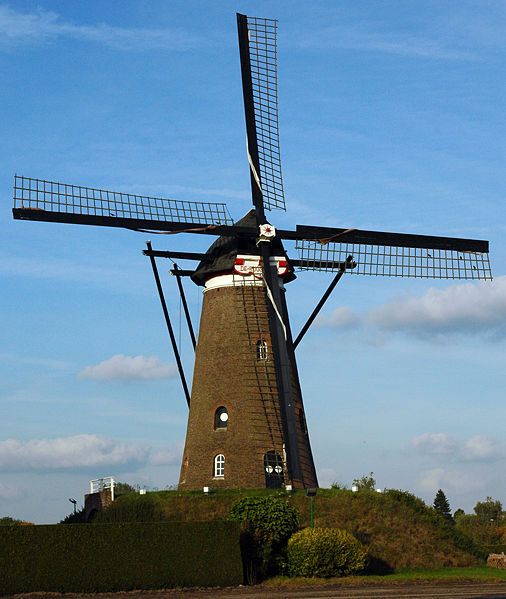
12, 14, 491, 491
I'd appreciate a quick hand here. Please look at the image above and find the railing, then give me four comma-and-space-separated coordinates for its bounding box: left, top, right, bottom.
89, 476, 115, 501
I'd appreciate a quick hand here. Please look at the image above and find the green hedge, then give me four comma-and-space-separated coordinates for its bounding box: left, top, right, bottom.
484, 544, 506, 555
0, 521, 242, 594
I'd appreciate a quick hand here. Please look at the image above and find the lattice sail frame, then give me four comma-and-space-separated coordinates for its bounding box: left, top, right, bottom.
14, 176, 233, 226
295, 239, 492, 280
246, 15, 286, 211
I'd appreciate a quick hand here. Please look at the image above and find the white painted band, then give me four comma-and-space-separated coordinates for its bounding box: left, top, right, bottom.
204, 273, 285, 293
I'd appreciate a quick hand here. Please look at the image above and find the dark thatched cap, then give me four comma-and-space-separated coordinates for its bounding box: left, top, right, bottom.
191, 210, 296, 286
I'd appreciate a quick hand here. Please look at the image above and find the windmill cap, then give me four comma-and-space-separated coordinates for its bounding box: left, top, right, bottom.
191, 210, 296, 286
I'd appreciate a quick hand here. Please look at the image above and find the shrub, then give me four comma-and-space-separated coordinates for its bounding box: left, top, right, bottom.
229, 496, 299, 582
94, 494, 165, 523
60, 507, 87, 524
229, 496, 299, 545
287, 527, 367, 578
114, 482, 138, 497
352, 472, 376, 491
0, 516, 24, 526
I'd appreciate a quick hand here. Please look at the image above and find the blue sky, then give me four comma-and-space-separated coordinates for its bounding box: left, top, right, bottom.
1, 1, 505, 523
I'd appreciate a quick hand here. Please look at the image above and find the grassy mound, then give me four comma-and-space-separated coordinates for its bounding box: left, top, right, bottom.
95, 487, 484, 571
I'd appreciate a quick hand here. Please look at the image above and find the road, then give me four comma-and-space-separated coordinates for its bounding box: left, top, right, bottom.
8, 582, 506, 599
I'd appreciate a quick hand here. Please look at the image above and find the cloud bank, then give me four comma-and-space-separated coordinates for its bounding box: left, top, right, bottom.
80, 355, 177, 381
418, 467, 485, 494
0, 434, 149, 472
412, 432, 457, 455
319, 276, 506, 340
412, 432, 502, 462
0, 5, 198, 51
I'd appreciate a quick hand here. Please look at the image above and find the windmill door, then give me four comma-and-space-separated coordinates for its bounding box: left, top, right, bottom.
264, 451, 284, 489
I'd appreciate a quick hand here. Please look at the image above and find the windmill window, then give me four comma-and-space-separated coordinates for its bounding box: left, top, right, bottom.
264, 451, 284, 489
256, 339, 268, 360
214, 454, 225, 478
214, 407, 229, 430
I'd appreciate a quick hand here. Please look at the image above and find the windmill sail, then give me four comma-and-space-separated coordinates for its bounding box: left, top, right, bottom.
13, 176, 233, 229
293, 225, 492, 280
237, 14, 286, 213
11, 11, 494, 495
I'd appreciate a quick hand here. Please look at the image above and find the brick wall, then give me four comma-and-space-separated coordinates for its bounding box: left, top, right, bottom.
178, 281, 317, 490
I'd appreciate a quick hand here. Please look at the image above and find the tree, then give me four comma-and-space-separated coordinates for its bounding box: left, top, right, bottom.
433, 489, 452, 522
352, 472, 376, 491
0, 516, 23, 526
60, 506, 86, 524
330, 481, 347, 490
453, 508, 465, 521
114, 481, 137, 497
229, 496, 299, 582
474, 496, 503, 524
229, 496, 299, 545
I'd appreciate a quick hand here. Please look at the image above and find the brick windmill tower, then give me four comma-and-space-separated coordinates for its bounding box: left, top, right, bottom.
178, 208, 317, 490
12, 13, 491, 491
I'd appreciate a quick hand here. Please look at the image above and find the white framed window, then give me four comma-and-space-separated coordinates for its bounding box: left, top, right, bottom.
256, 339, 268, 360
214, 454, 225, 478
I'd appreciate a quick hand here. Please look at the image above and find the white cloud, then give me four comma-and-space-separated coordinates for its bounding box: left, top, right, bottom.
319, 277, 506, 340
412, 433, 457, 455
462, 436, 502, 461
317, 306, 361, 330
0, 434, 148, 472
412, 432, 503, 463
369, 277, 506, 339
0, 483, 21, 499
418, 467, 484, 493
0, 5, 198, 51
79, 354, 177, 381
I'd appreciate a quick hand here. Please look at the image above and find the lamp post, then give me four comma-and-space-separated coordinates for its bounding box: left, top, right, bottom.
306, 488, 317, 528
68, 498, 77, 515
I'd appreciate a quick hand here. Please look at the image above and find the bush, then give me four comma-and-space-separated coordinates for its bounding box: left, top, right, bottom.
229, 496, 299, 545
287, 527, 367, 578
60, 507, 87, 524
229, 496, 299, 582
94, 494, 165, 523
352, 472, 376, 491
0, 516, 24, 526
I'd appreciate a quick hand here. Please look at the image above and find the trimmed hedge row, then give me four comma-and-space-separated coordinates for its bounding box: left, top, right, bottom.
0, 521, 242, 594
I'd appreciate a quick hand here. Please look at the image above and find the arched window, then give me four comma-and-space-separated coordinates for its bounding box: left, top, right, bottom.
214, 454, 225, 478
256, 339, 268, 360
264, 451, 284, 489
214, 407, 229, 430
